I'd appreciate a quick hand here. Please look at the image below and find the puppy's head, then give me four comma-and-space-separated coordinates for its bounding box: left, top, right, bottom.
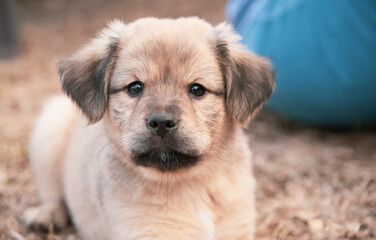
59, 18, 275, 174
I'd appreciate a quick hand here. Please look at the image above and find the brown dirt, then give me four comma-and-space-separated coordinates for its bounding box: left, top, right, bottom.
0, 0, 375, 239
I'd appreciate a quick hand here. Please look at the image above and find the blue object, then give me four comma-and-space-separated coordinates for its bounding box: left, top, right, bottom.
227, 0, 376, 127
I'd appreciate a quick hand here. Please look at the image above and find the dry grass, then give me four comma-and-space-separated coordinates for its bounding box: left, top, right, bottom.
250, 112, 376, 240
0, 0, 375, 239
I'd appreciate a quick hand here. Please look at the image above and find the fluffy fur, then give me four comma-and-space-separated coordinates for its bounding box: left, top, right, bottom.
22, 17, 275, 240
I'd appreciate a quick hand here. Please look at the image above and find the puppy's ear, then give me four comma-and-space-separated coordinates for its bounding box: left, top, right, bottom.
59, 20, 126, 123
211, 23, 275, 127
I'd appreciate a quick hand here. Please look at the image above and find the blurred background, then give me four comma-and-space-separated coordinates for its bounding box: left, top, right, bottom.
0, 0, 375, 239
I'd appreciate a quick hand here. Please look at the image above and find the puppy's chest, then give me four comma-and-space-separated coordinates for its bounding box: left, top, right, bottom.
134, 178, 235, 220
136, 180, 213, 208
108, 175, 228, 216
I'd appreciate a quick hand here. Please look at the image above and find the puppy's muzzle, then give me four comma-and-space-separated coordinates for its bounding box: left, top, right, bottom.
146, 113, 178, 137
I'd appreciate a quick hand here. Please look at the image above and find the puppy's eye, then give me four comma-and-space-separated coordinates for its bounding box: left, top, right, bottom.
189, 83, 206, 98
126, 81, 144, 97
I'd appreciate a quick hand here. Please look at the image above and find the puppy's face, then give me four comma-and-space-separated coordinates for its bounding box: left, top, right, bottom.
59, 18, 275, 173
108, 33, 226, 172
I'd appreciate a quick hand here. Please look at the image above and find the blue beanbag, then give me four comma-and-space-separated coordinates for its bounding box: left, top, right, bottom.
227, 0, 376, 128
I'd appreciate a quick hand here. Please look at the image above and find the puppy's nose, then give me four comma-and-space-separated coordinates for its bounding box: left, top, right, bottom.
146, 114, 178, 137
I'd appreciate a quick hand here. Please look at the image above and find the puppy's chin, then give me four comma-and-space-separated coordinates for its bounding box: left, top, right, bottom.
131, 149, 202, 172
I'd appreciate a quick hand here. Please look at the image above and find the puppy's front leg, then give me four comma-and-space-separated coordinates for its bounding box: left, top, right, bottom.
214, 179, 256, 239
216, 204, 256, 240
98, 168, 215, 240
22, 96, 76, 232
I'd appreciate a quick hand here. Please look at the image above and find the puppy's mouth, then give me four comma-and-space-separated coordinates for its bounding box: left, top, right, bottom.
131, 148, 202, 172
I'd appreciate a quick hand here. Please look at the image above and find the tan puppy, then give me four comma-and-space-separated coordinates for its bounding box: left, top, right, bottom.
22, 17, 274, 240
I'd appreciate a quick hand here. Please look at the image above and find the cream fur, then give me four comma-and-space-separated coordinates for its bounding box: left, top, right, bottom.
23, 17, 275, 240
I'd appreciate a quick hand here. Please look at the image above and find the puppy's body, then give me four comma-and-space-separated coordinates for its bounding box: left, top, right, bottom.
23, 17, 274, 240
29, 96, 254, 240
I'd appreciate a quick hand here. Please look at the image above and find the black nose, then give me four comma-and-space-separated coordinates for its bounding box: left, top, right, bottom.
146, 114, 178, 137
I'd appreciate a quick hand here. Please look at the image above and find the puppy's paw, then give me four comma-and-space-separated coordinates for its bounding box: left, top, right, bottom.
21, 204, 68, 233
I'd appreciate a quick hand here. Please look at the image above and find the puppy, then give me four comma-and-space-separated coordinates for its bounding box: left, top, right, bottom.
22, 17, 274, 240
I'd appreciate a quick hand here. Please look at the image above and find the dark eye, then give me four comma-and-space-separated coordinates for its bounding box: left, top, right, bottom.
126, 81, 144, 97
189, 83, 206, 98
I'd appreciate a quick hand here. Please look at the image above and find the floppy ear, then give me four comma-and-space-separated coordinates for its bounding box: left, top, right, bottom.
211, 23, 275, 127
59, 20, 126, 123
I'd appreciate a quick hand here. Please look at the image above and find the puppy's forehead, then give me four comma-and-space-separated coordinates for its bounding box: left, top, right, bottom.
111, 18, 223, 89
